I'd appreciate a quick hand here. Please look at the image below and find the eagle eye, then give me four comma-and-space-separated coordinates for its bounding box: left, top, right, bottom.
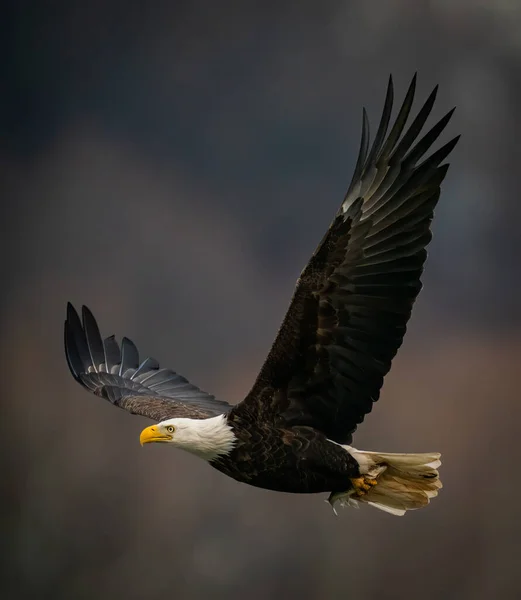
166, 425, 175, 434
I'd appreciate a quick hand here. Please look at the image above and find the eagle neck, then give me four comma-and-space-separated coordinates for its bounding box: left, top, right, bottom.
176, 414, 236, 462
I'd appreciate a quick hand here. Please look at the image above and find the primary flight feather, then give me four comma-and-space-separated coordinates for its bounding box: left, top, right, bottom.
65, 75, 458, 516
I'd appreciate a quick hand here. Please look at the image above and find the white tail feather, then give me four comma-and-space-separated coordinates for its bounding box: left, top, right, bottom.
343, 447, 442, 516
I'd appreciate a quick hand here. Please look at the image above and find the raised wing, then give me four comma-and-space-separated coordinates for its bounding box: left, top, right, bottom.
234, 75, 459, 444
64, 303, 232, 421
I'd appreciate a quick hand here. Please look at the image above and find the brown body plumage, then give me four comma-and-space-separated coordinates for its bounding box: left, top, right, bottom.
64, 75, 456, 514
215, 410, 360, 494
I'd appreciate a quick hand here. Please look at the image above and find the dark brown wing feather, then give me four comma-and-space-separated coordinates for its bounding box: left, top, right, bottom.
234, 75, 459, 444
64, 303, 232, 421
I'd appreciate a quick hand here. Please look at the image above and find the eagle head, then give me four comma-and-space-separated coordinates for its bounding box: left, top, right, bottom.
139, 415, 236, 461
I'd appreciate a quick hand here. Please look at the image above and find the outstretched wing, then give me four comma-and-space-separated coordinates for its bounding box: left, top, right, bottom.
233, 75, 459, 444
64, 303, 232, 421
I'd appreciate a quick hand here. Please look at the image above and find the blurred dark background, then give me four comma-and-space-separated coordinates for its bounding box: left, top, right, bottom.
2, 1, 521, 599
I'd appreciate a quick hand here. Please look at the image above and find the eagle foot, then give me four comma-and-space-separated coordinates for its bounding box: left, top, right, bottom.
326, 475, 379, 515
350, 476, 378, 497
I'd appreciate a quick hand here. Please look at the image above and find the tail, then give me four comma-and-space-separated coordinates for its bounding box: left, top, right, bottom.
346, 448, 442, 516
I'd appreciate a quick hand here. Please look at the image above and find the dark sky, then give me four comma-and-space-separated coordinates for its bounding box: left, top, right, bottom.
4, 2, 521, 326
2, 2, 521, 599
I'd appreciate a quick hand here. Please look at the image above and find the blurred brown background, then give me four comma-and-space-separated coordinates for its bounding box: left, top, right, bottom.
2, 1, 521, 599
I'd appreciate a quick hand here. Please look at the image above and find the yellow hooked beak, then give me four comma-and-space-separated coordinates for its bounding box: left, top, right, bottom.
139, 425, 173, 446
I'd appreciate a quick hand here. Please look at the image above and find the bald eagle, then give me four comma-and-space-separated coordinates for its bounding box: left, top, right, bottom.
65, 75, 458, 516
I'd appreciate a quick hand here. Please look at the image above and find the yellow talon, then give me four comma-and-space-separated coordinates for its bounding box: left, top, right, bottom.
350, 476, 378, 497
